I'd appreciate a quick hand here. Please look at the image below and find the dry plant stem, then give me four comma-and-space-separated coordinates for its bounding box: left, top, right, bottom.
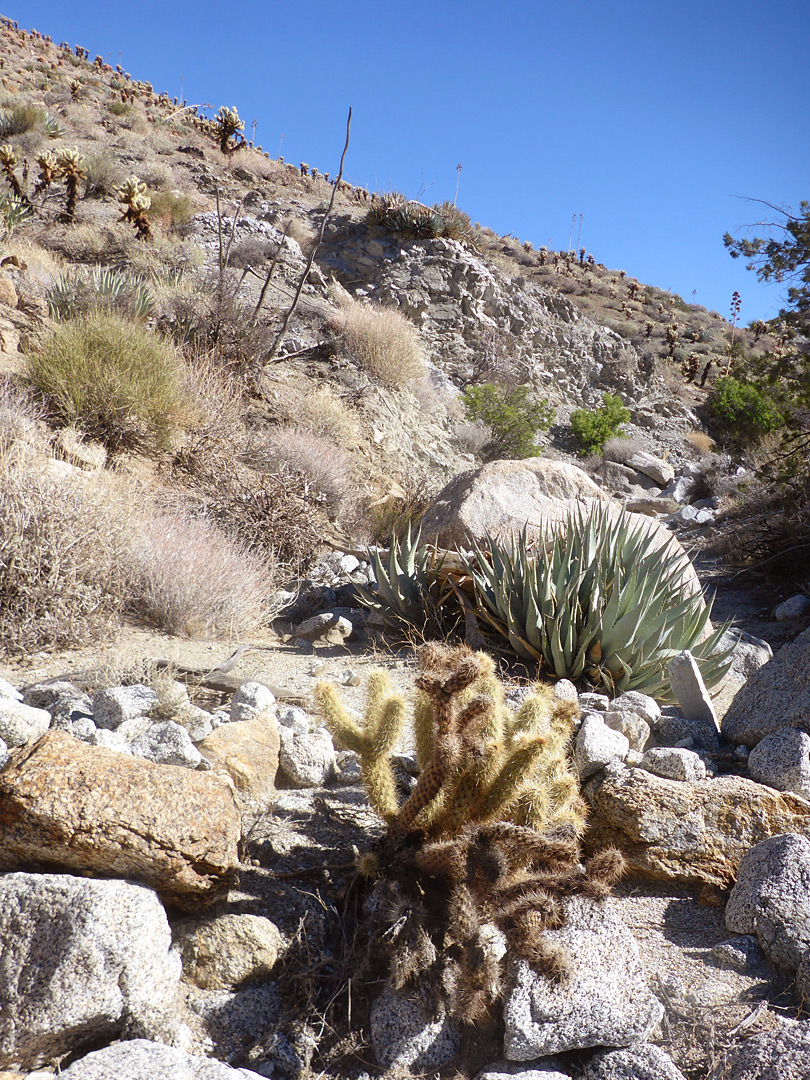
252, 221, 290, 323
266, 106, 352, 362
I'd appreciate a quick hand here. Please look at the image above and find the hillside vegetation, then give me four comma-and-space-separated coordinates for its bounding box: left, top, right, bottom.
0, 13, 804, 656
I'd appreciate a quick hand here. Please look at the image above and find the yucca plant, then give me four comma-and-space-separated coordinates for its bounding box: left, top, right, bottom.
46, 266, 155, 321
43, 113, 65, 139
463, 504, 733, 701
0, 190, 32, 241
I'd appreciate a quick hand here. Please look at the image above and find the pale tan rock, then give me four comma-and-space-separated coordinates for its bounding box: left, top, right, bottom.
585, 763, 810, 887
174, 912, 282, 989
0, 731, 240, 910
54, 428, 107, 471
419, 458, 703, 599
198, 712, 279, 822
0, 275, 18, 308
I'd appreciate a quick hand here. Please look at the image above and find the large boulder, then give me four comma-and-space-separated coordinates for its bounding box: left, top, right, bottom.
0, 731, 240, 909
0, 874, 180, 1070
722, 624, 810, 748
585, 763, 810, 887
502, 896, 663, 1059
418, 458, 703, 599
58, 1038, 265, 1079
725, 833, 810, 972
707, 1021, 810, 1080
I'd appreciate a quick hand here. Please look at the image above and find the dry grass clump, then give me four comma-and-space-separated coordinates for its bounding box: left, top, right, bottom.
275, 383, 361, 445
687, 430, 716, 456
26, 310, 189, 453
0, 376, 44, 455
0, 443, 132, 655
128, 508, 279, 637
600, 434, 645, 464
328, 298, 426, 389
148, 189, 196, 230
249, 425, 354, 514
82, 152, 125, 197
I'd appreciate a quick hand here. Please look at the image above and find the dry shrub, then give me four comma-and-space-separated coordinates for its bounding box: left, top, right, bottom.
3, 236, 65, 283
128, 508, 279, 637
148, 189, 196, 230
328, 298, 425, 389
27, 310, 189, 453
276, 383, 361, 444
282, 215, 316, 254
0, 444, 132, 655
249, 425, 354, 513
453, 417, 491, 457
83, 152, 125, 197
600, 434, 644, 464
39, 222, 132, 264
361, 477, 439, 546
182, 456, 329, 575
686, 430, 716, 456
0, 377, 44, 456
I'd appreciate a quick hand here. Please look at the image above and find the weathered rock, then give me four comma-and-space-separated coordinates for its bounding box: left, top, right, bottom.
277, 726, 335, 788
0, 676, 22, 701
476, 1062, 571, 1080
58, 1039, 265, 1079
294, 611, 353, 644
725, 833, 810, 971
625, 451, 675, 487
574, 714, 629, 779
277, 704, 310, 734
419, 461, 702, 597
710, 935, 773, 976
611, 690, 661, 726
796, 949, 810, 1004
174, 912, 282, 990
582, 1043, 686, 1080
0, 874, 180, 1069
0, 698, 50, 748
91, 728, 132, 753
640, 747, 707, 782
720, 628, 773, 681
92, 684, 158, 730
130, 720, 204, 769
585, 763, 810, 886
229, 681, 276, 723
748, 729, 810, 799
503, 896, 662, 1059
54, 427, 107, 471
0, 731, 240, 909
774, 594, 810, 621
198, 714, 279, 821
722, 625, 810, 748
667, 651, 718, 728
370, 984, 461, 1071
707, 1021, 810, 1080
603, 708, 651, 752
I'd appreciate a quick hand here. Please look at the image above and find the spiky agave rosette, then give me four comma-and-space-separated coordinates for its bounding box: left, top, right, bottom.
316, 643, 625, 1024
463, 503, 734, 701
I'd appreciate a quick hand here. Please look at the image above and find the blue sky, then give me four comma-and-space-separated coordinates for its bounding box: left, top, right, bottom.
9, 0, 809, 321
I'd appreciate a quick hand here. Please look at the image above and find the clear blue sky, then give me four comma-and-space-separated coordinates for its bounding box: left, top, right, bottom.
9, 0, 809, 321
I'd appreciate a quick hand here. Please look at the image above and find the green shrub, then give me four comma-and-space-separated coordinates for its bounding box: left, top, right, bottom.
570, 392, 630, 455
27, 311, 187, 453
707, 375, 784, 448
107, 101, 131, 117
461, 382, 555, 459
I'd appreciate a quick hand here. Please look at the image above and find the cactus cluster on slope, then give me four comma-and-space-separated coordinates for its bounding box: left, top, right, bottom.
317, 643, 623, 1022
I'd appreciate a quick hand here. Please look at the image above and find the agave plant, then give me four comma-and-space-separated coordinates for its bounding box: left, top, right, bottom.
0, 190, 32, 240
463, 503, 733, 701
46, 266, 155, 321
354, 526, 454, 634
43, 113, 65, 139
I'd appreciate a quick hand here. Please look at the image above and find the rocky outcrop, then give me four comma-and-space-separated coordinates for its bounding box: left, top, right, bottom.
0, 874, 180, 1070
722, 624, 810, 748
0, 731, 241, 909
502, 896, 663, 1059
584, 763, 810, 887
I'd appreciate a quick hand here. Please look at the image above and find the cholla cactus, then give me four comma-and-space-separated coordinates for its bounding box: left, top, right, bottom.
213, 106, 245, 154
319, 644, 621, 1024
116, 175, 152, 240
33, 150, 58, 197
55, 148, 86, 221
0, 143, 25, 200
